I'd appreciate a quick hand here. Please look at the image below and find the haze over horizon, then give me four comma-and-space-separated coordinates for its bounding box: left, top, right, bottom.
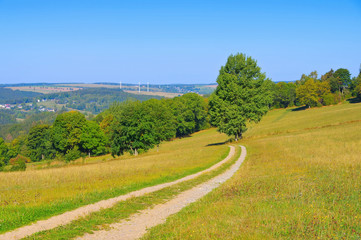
1, 0, 360, 84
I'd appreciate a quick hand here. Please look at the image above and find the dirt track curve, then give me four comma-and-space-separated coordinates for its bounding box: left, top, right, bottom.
1, 146, 236, 240
78, 145, 247, 240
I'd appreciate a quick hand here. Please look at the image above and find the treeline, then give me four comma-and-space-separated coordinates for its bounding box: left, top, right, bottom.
0, 111, 59, 141
46, 88, 163, 114
271, 68, 361, 108
0, 93, 208, 170
0, 88, 42, 104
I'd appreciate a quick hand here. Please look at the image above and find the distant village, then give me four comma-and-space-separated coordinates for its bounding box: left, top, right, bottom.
0, 98, 56, 113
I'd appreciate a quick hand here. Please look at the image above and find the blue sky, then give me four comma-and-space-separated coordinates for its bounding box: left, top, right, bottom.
0, 0, 360, 84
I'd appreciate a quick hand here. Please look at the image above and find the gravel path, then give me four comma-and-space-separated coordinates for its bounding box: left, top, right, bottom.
78, 145, 246, 240
1, 146, 235, 240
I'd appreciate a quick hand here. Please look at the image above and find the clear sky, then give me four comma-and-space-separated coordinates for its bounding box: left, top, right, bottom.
0, 0, 360, 84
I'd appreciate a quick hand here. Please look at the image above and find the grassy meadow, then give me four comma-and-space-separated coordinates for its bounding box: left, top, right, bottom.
0, 128, 230, 233
143, 101, 361, 239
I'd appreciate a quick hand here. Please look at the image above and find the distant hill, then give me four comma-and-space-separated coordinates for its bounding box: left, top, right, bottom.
0, 88, 43, 104
44, 88, 163, 114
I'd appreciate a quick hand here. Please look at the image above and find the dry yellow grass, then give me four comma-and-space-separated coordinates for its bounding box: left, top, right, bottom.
143, 101, 361, 239
5, 86, 80, 94
0, 128, 229, 233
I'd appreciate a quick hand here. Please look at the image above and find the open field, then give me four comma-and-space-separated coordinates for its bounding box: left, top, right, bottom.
5, 86, 81, 94
0, 128, 230, 233
21, 147, 242, 240
143, 101, 361, 239
124, 90, 182, 98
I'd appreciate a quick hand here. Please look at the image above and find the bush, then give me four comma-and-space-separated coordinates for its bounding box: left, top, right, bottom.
322, 93, 336, 106
65, 146, 81, 162
9, 155, 28, 171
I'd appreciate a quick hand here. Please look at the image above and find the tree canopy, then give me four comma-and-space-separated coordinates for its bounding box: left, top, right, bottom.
209, 53, 273, 140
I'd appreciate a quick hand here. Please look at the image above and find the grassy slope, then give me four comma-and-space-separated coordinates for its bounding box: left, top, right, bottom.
0, 128, 229, 233
23, 147, 242, 240
143, 102, 361, 240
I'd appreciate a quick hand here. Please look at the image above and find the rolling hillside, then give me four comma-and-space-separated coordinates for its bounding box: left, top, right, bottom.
143, 101, 361, 239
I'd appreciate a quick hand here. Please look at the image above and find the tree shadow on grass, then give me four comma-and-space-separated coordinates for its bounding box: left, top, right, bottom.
291, 106, 308, 111
206, 138, 233, 147
347, 97, 361, 104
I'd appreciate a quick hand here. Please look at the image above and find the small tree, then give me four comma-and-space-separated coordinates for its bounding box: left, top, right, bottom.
333, 68, 351, 95
209, 53, 273, 140
296, 79, 318, 107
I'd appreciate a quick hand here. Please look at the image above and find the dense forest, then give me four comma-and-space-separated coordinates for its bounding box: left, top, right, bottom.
0, 88, 42, 104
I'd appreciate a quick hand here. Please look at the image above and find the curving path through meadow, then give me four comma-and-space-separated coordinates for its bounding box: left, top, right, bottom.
78, 145, 247, 240
1, 146, 237, 240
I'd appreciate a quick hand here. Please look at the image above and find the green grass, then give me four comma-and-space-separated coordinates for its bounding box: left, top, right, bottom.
0, 128, 229, 234
23, 146, 242, 240
142, 102, 361, 239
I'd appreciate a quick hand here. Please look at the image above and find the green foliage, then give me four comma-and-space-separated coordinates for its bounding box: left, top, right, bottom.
296, 72, 332, 108
169, 93, 208, 137
110, 101, 160, 156
140, 99, 176, 142
209, 53, 273, 140
0, 138, 9, 168
47, 88, 162, 114
64, 146, 82, 162
27, 124, 55, 161
0, 110, 17, 125
109, 94, 207, 157
9, 155, 28, 171
0, 87, 42, 104
355, 81, 361, 100
0, 111, 58, 141
322, 93, 336, 106
80, 121, 107, 156
334, 68, 351, 91
52, 111, 87, 155
272, 82, 297, 108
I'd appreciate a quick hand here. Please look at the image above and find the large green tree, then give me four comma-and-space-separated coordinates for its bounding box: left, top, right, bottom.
272, 82, 297, 108
169, 93, 208, 137
0, 138, 9, 168
52, 111, 87, 158
209, 53, 273, 140
333, 68, 351, 94
27, 124, 54, 161
80, 121, 107, 157
110, 101, 159, 156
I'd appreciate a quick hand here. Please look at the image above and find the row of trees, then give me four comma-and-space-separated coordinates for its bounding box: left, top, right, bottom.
1, 52, 360, 171
0, 93, 208, 170
271, 68, 361, 108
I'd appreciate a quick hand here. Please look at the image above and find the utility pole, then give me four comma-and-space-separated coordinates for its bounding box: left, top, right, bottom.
147, 82, 149, 92
139, 82, 140, 93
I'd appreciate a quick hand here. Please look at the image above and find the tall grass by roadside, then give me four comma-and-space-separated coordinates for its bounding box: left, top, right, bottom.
142, 102, 361, 239
22, 146, 242, 240
0, 128, 229, 233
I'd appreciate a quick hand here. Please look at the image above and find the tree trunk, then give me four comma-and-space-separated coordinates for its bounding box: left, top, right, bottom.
157, 144, 159, 152
88, 151, 90, 158
134, 148, 138, 156
129, 146, 135, 155
235, 132, 242, 141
